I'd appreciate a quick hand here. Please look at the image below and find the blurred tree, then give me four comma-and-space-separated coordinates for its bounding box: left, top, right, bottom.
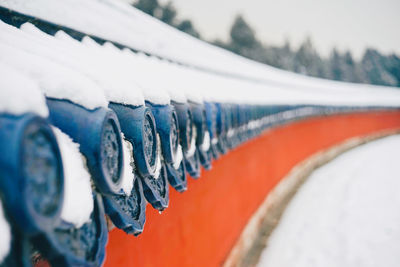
383, 54, 400, 86
342, 51, 367, 83
177, 20, 201, 38
159, 1, 177, 25
329, 48, 345, 80
132, 1, 400, 87
362, 49, 397, 86
279, 40, 295, 70
133, 0, 202, 39
293, 37, 327, 78
342, 51, 356, 82
229, 15, 259, 53
134, 0, 159, 16
212, 39, 231, 50
255, 45, 292, 70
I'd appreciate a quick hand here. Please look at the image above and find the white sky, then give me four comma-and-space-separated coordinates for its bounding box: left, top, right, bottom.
160, 0, 400, 58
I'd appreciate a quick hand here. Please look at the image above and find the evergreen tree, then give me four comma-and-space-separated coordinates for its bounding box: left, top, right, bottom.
342, 51, 354, 81
342, 51, 366, 83
159, 1, 177, 25
362, 49, 397, 86
132, 2, 400, 87
134, 0, 201, 39
177, 20, 201, 38
293, 37, 326, 77
279, 40, 294, 70
329, 48, 344, 80
229, 15, 259, 54
212, 39, 231, 50
383, 54, 400, 86
134, 0, 159, 16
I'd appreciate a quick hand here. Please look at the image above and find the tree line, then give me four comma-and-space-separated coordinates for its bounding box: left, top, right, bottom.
133, 0, 400, 87
134, 0, 201, 38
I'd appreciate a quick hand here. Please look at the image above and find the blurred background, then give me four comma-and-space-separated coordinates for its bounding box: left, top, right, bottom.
128, 0, 400, 87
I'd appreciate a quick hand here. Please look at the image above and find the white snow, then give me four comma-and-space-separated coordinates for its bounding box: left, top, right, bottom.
211, 137, 218, 145
120, 137, 135, 195
141, 86, 171, 106
53, 127, 93, 228
0, 11, 399, 107
257, 135, 400, 267
185, 129, 197, 157
173, 145, 183, 170
153, 134, 162, 179
0, 200, 11, 264
0, 63, 48, 117
20, 22, 144, 107
0, 21, 108, 110
200, 131, 211, 152
2, 0, 400, 107
19, 22, 165, 107
77, 37, 146, 106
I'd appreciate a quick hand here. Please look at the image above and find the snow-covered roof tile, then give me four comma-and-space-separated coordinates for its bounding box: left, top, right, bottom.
0, 21, 108, 109
53, 127, 94, 228
0, 62, 48, 117
0, 199, 11, 264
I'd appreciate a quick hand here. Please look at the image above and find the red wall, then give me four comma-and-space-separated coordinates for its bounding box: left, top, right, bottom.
104, 111, 400, 267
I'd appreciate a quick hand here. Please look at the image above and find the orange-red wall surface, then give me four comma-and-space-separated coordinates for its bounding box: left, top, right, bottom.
104, 111, 400, 267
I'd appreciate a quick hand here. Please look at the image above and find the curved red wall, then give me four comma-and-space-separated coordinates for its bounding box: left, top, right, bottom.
104, 111, 400, 267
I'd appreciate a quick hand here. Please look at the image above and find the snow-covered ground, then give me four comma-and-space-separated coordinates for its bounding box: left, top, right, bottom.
257, 135, 400, 267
